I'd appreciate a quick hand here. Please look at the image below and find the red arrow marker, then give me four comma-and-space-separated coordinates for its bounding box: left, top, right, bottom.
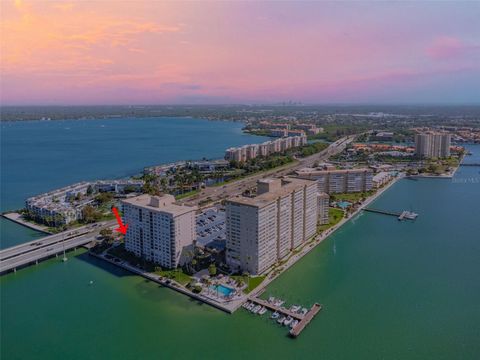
112, 207, 128, 235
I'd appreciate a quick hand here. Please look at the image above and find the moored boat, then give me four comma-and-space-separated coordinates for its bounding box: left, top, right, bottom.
258, 306, 267, 315
283, 316, 293, 326
271, 311, 280, 319
277, 316, 286, 324
252, 305, 261, 314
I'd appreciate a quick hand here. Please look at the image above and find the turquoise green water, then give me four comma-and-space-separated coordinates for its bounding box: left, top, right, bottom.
1, 119, 479, 359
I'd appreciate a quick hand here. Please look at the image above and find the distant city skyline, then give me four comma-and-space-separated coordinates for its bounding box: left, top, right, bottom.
1, 1, 479, 105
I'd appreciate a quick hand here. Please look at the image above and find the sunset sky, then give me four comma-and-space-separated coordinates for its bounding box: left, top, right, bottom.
1, 1, 479, 105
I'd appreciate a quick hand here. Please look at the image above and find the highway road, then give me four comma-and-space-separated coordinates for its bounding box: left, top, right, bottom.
182, 135, 356, 207
0, 220, 116, 273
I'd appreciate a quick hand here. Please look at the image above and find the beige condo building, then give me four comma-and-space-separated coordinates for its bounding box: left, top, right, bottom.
415, 132, 451, 158
225, 178, 318, 275
121, 194, 197, 269
295, 168, 373, 194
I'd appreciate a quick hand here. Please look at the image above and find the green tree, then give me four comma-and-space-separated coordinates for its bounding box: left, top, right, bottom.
96, 192, 114, 205
208, 263, 217, 276
82, 205, 101, 223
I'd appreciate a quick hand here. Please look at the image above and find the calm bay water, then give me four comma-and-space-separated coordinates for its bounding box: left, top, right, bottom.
1, 119, 479, 359
0, 117, 270, 248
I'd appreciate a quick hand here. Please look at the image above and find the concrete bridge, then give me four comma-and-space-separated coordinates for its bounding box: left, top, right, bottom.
0, 220, 116, 274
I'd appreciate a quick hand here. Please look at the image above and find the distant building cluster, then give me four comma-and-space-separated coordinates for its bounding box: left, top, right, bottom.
144, 159, 230, 177
225, 135, 307, 163
295, 168, 373, 194
256, 121, 323, 136
122, 194, 198, 269
415, 132, 451, 158
225, 178, 319, 275
373, 131, 394, 141
26, 179, 144, 225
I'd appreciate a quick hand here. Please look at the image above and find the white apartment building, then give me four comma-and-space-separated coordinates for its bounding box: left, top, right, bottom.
415, 132, 451, 158
225, 178, 317, 275
224, 135, 307, 163
122, 194, 197, 269
295, 168, 373, 194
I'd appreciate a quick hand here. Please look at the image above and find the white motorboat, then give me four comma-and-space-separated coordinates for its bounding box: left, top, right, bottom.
268, 296, 276, 303
277, 316, 286, 324
301, 307, 308, 315
290, 320, 299, 329
247, 303, 255, 311
290, 305, 301, 312
252, 305, 262, 314
242, 302, 251, 309
271, 311, 280, 319
258, 306, 267, 315
283, 316, 293, 326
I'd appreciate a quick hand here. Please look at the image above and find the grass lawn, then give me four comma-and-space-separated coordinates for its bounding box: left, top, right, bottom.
330, 190, 375, 203
318, 208, 345, 232
154, 269, 192, 286
246, 276, 266, 293
232, 275, 266, 294
175, 189, 200, 200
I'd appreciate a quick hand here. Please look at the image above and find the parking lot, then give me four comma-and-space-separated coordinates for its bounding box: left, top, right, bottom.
196, 207, 226, 250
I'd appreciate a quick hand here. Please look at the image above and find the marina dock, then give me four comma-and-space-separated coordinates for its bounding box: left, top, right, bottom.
247, 295, 323, 337
289, 303, 322, 338
363, 208, 418, 221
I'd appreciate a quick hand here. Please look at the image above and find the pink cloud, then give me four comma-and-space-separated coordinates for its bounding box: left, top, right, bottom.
426, 36, 480, 60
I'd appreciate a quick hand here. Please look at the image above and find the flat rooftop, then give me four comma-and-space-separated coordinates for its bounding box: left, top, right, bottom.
296, 167, 372, 175
121, 194, 197, 216
226, 177, 315, 208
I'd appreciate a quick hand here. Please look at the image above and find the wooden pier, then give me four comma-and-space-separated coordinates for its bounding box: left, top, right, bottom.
247, 296, 323, 337
290, 303, 322, 338
363, 208, 418, 221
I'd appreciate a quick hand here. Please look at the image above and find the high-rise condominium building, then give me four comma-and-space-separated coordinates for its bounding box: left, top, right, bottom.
225, 178, 317, 275
317, 192, 330, 225
121, 194, 197, 269
415, 133, 451, 158
295, 168, 373, 194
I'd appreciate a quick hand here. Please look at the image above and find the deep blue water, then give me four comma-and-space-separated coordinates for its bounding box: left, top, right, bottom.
0, 117, 270, 247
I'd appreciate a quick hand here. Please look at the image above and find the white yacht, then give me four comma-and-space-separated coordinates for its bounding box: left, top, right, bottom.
258, 307, 267, 315
290, 319, 299, 329
271, 311, 280, 319
252, 305, 262, 314
290, 305, 301, 312
277, 316, 286, 324
283, 316, 293, 326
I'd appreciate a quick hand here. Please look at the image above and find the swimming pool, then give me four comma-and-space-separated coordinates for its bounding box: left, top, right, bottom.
337, 201, 352, 209
210, 284, 235, 297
